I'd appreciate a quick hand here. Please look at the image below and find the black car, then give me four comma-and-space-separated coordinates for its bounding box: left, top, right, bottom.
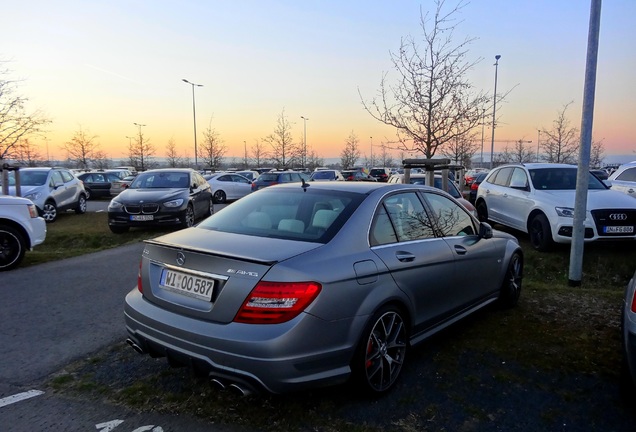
107, 169, 213, 233
77, 171, 122, 200
469, 171, 488, 204
342, 170, 377, 181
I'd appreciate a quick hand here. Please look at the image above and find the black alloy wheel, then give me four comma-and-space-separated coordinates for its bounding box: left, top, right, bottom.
182, 204, 195, 228
0, 225, 26, 271
476, 201, 489, 223
213, 190, 227, 204
499, 252, 523, 308
529, 213, 553, 252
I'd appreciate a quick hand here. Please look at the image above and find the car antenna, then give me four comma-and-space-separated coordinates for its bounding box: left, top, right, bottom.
301, 178, 310, 190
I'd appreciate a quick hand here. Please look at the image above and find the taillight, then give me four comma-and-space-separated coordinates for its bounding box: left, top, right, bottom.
137, 260, 143, 293
471, 182, 479, 190
631, 287, 636, 313
234, 281, 322, 324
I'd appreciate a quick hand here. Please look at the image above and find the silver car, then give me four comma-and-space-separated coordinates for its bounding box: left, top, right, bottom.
623, 269, 636, 388
125, 182, 523, 394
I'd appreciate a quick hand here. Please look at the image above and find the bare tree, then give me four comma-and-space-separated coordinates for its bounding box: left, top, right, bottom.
498, 138, 535, 164
440, 130, 478, 165
128, 128, 155, 171
264, 109, 297, 169
165, 137, 182, 168
306, 149, 324, 171
200, 119, 226, 171
540, 102, 579, 164
340, 131, 361, 169
359, 0, 495, 159
92, 150, 110, 169
0, 62, 50, 160
590, 138, 605, 168
13, 138, 42, 166
61, 126, 101, 168
250, 139, 269, 168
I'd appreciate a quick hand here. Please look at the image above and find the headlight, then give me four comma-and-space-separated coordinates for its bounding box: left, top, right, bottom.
555, 207, 575, 218
108, 200, 124, 210
24, 192, 42, 201
164, 198, 184, 208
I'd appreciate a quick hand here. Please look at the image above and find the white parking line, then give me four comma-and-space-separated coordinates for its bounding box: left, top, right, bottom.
0, 390, 44, 408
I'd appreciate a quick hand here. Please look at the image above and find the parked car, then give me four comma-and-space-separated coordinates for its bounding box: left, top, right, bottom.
106, 168, 134, 179
77, 171, 122, 200
342, 170, 377, 181
5, 167, 87, 222
309, 169, 345, 182
108, 169, 213, 234
205, 172, 252, 203
388, 172, 476, 215
590, 169, 609, 181
110, 175, 136, 196
607, 161, 636, 199
475, 163, 636, 251
0, 195, 47, 271
369, 167, 391, 182
464, 169, 488, 186
622, 268, 636, 388
469, 171, 489, 204
251, 170, 305, 191
124, 181, 523, 395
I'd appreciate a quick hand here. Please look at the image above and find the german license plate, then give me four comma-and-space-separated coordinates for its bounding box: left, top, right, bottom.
160, 269, 215, 301
603, 226, 634, 234
130, 215, 154, 221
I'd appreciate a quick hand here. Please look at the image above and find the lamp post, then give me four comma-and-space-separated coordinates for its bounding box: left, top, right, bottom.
182, 79, 203, 169
480, 108, 485, 168
536, 130, 541, 162
370, 136, 373, 168
133, 123, 146, 171
490, 55, 501, 170
301, 116, 309, 168
244, 140, 247, 169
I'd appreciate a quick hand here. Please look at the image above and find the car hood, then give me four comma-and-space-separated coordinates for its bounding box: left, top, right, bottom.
536, 189, 636, 209
116, 188, 186, 203
6, 185, 43, 197
149, 226, 323, 264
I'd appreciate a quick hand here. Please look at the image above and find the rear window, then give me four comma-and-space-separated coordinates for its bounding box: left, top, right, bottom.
198, 187, 364, 243
258, 173, 279, 182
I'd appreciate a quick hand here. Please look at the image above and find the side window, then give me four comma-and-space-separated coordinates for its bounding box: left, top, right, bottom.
370, 206, 397, 246
424, 193, 476, 237
383, 192, 436, 242
509, 168, 528, 188
492, 167, 513, 186
617, 167, 636, 182
60, 170, 75, 183
50, 171, 64, 186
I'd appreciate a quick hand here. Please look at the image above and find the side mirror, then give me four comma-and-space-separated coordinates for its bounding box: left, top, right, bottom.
478, 222, 493, 239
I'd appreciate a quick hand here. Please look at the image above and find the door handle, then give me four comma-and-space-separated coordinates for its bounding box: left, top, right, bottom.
454, 245, 467, 255
395, 252, 415, 262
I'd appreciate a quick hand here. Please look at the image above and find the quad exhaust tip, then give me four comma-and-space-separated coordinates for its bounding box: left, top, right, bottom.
210, 377, 253, 396
126, 338, 145, 354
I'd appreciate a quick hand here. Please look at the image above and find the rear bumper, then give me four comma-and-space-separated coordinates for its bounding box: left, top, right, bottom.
124, 289, 364, 394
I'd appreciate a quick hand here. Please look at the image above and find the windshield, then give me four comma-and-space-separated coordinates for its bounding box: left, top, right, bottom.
7, 170, 49, 186
529, 168, 607, 190
198, 187, 364, 243
131, 171, 190, 189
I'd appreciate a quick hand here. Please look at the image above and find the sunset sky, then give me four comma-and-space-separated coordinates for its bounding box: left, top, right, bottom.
3, 0, 635, 163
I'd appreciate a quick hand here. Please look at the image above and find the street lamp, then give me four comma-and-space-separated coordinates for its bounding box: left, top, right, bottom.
480, 108, 486, 167
370, 136, 373, 168
536, 129, 541, 162
301, 116, 309, 168
182, 79, 203, 169
490, 54, 501, 170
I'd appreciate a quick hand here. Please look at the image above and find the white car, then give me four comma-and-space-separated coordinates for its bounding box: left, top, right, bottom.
607, 161, 636, 199
0, 195, 47, 271
205, 172, 252, 204
475, 163, 636, 251
6, 167, 88, 222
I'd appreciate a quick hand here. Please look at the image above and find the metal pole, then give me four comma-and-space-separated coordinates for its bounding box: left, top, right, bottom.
183, 79, 203, 169
301, 116, 308, 168
537, 130, 541, 162
480, 109, 485, 167
569, 0, 602, 287
490, 55, 501, 170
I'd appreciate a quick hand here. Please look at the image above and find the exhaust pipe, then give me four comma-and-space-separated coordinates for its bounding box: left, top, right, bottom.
228, 383, 252, 397
210, 378, 226, 390
126, 338, 145, 354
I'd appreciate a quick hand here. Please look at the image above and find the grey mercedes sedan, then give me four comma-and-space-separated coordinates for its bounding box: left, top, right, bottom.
125, 181, 523, 394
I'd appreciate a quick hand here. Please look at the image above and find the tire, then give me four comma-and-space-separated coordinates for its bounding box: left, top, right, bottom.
75, 194, 87, 214
213, 190, 227, 204
42, 200, 58, 223
529, 213, 553, 252
476, 200, 489, 223
181, 204, 195, 228
84, 188, 92, 200
0, 225, 26, 271
109, 225, 129, 234
498, 252, 523, 308
352, 305, 408, 394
